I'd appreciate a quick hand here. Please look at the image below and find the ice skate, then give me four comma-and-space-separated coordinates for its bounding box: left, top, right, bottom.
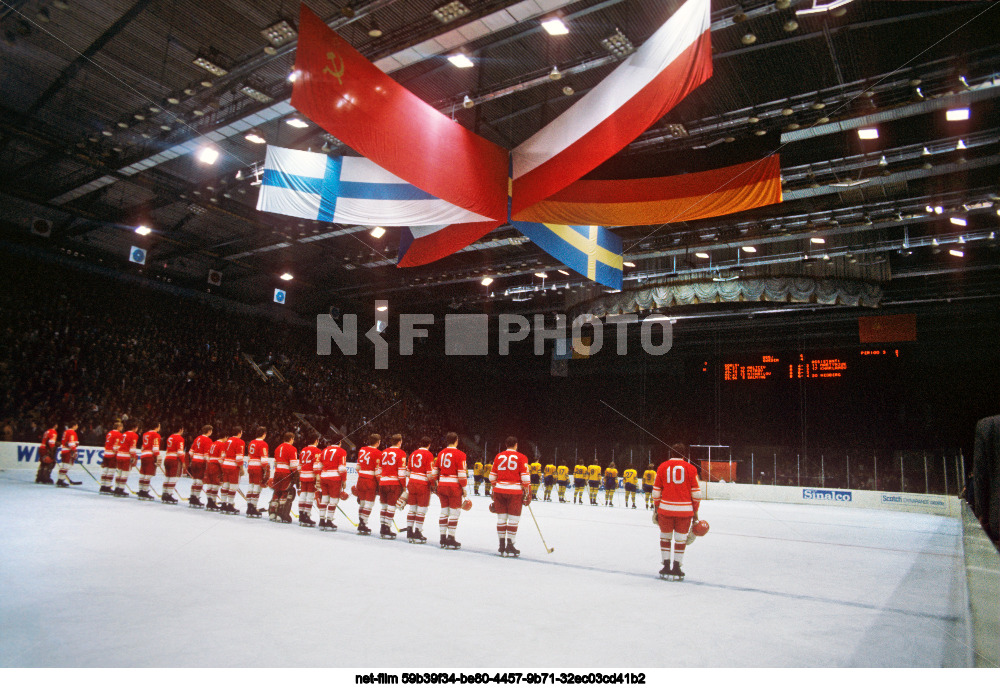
99, 486, 113, 495
445, 535, 461, 550
410, 529, 426, 544
188, 495, 203, 508
56, 479, 69, 488
161, 493, 178, 504
357, 522, 371, 536
137, 490, 154, 501
504, 541, 519, 557
299, 512, 316, 527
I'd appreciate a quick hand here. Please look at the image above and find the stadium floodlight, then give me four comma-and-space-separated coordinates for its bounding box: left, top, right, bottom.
432, 1, 470, 24
370, 226, 386, 238
695, 252, 710, 259
376, 305, 388, 312
448, 53, 474, 69
950, 217, 967, 227
192, 53, 229, 77
557, 269, 569, 275
240, 86, 273, 103
945, 108, 969, 121
742, 245, 757, 253
287, 70, 300, 83
857, 128, 878, 140
601, 29, 635, 59
197, 147, 219, 164
481, 276, 494, 286
535, 272, 548, 279
949, 249, 964, 257
285, 118, 309, 128
810, 237, 825, 244
135, 225, 152, 236
623, 261, 635, 267
261, 19, 297, 48
244, 130, 266, 144
280, 272, 293, 281
541, 17, 569, 36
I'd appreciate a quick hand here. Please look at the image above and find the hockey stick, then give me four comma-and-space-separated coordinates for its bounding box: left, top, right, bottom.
78, 461, 101, 487
526, 503, 555, 554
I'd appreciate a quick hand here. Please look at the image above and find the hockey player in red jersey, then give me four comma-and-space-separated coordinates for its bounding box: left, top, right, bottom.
161, 426, 184, 504
490, 436, 532, 557
432, 432, 468, 549
297, 434, 321, 527
317, 438, 348, 531
354, 434, 382, 536
245, 427, 269, 518
187, 425, 213, 508
137, 422, 162, 500
220, 427, 245, 515
377, 434, 407, 539
36, 423, 58, 484
652, 444, 702, 580
55, 421, 80, 488
99, 421, 123, 494
115, 420, 140, 497
269, 432, 299, 523
204, 434, 226, 511
402, 437, 434, 544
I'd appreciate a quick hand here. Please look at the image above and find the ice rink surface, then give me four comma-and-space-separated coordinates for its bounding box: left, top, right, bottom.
0, 469, 970, 668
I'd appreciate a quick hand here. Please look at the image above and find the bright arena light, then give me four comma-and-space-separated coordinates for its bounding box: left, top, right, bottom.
197, 147, 219, 164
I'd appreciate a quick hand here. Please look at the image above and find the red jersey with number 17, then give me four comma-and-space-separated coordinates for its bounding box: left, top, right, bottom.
317, 445, 347, 479
490, 451, 530, 495
653, 459, 702, 517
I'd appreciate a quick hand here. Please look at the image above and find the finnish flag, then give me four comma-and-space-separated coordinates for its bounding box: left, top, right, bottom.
256, 146, 491, 228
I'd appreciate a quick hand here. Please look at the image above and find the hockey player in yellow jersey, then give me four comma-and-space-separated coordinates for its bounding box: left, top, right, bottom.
473, 461, 484, 495
604, 462, 619, 506
529, 460, 542, 500
483, 461, 493, 496
556, 464, 570, 502
642, 464, 657, 509
543, 462, 556, 501
587, 462, 602, 505
573, 464, 587, 503
623, 467, 639, 508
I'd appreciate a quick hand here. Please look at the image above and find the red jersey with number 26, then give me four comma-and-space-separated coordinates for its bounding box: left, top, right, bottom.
653, 459, 702, 517
490, 451, 530, 495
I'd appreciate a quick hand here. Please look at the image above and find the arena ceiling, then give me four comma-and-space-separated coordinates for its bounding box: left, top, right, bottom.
1, 0, 999, 318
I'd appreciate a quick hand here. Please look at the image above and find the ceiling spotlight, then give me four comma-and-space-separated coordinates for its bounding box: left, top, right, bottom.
776, 0, 792, 8
601, 29, 635, 58
754, 129, 767, 136
781, 107, 794, 116
562, 85, 575, 96
367, 20, 383, 38
287, 70, 300, 83
235, 170, 244, 180
549, 66, 562, 80
623, 261, 636, 268
741, 33, 757, 45
695, 252, 710, 259
200, 80, 213, 88
857, 127, 878, 140
135, 225, 152, 236
950, 217, 967, 227
946, 108, 970, 121
192, 109, 206, 117
535, 272, 548, 278
810, 237, 826, 244
557, 269, 569, 275
956, 139, 967, 150
263, 46, 277, 55
783, 19, 798, 32
261, 19, 297, 48
816, 116, 830, 124
949, 249, 964, 257
747, 115, 760, 123
481, 276, 494, 286
542, 17, 569, 36
742, 246, 757, 253
166, 96, 180, 105
321, 142, 332, 153
184, 88, 196, 96
193, 54, 229, 77
810, 101, 825, 110
280, 272, 293, 281
117, 122, 128, 128
244, 130, 266, 144
958, 75, 970, 89
922, 146, 932, 156
448, 53, 474, 69
462, 94, 474, 108
934, 206, 943, 215
285, 117, 309, 128
370, 226, 386, 238
432, 1, 471, 24
160, 125, 171, 131
36, 8, 50, 22
376, 304, 388, 312
54, 0, 70, 9
241, 85, 274, 103
197, 147, 219, 165
101, 129, 113, 136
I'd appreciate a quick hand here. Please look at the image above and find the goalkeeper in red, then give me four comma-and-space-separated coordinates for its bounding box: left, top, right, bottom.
652, 444, 702, 580
490, 436, 531, 557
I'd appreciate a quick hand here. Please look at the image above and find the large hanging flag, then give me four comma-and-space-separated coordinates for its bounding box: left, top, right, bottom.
511, 0, 713, 216
514, 155, 782, 226
256, 146, 493, 226
290, 5, 508, 223
397, 220, 504, 268
510, 221, 623, 290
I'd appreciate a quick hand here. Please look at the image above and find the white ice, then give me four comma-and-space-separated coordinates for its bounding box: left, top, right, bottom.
0, 469, 969, 667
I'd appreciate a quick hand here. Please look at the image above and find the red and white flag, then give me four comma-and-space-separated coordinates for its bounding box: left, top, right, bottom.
511, 0, 713, 216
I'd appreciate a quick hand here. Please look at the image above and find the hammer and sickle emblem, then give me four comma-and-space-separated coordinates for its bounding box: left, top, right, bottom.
323, 51, 345, 85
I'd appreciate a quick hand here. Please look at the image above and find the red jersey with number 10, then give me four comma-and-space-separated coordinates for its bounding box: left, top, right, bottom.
653, 459, 702, 517
490, 451, 530, 494
434, 448, 468, 487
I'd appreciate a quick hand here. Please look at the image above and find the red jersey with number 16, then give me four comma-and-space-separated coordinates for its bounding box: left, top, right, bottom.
490, 451, 530, 495
434, 448, 468, 488
653, 459, 702, 517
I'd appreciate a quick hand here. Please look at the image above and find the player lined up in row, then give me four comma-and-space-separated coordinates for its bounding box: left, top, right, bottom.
39, 422, 705, 577
472, 460, 661, 509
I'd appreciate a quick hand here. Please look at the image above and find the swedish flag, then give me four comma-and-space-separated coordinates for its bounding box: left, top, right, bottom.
511, 221, 623, 290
